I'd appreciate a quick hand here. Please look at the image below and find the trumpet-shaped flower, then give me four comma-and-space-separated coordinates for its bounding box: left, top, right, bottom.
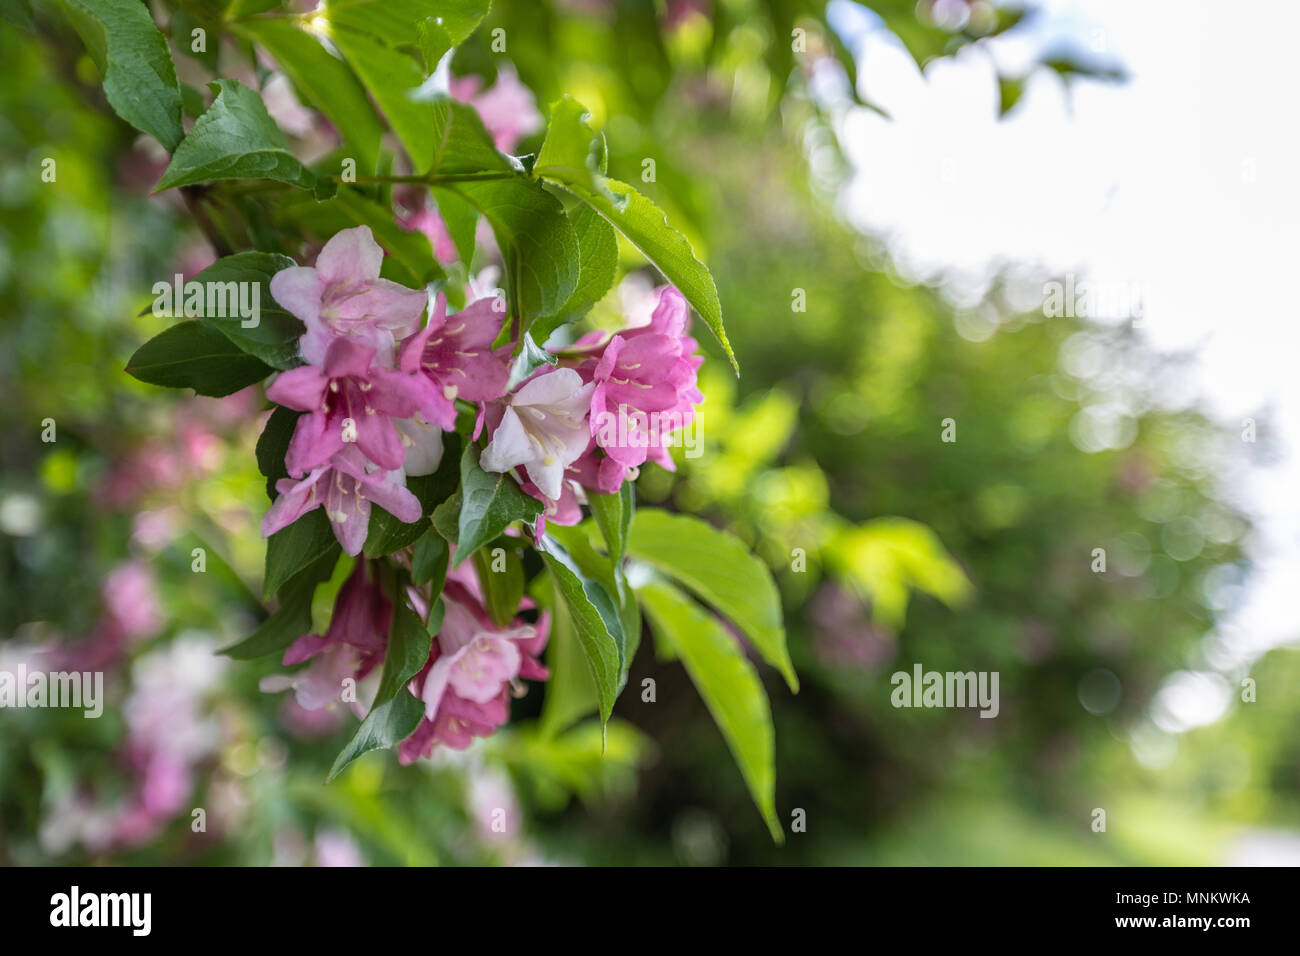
268, 337, 436, 475
270, 225, 427, 367
399, 577, 548, 761
480, 367, 594, 501
261, 446, 422, 557
399, 293, 512, 430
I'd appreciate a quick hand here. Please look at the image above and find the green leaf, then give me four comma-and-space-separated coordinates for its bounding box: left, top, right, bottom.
410, 530, 449, 587
323, 0, 492, 50
450, 443, 544, 566
589, 482, 634, 564
58, 0, 183, 151
473, 544, 524, 628
505, 330, 557, 390
156, 79, 329, 194
125, 320, 273, 397
451, 176, 579, 327
535, 95, 610, 198
0, 0, 34, 32
551, 176, 735, 372
329, 27, 436, 172
528, 203, 618, 345
547, 522, 639, 688
422, 97, 514, 176
536, 533, 625, 729
431, 186, 479, 265
431, 489, 461, 544
149, 251, 303, 370
416, 18, 454, 72
263, 509, 339, 600
537, 574, 598, 737
627, 510, 796, 692
363, 433, 462, 557
256, 405, 299, 500
326, 690, 424, 781
329, 596, 432, 780
233, 18, 384, 173
219, 547, 339, 660
639, 578, 782, 843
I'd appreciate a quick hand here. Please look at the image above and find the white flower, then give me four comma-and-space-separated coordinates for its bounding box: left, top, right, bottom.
480, 367, 593, 499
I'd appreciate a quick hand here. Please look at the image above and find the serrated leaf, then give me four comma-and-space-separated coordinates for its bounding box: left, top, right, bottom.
323, 0, 491, 50
450, 442, 544, 566
537, 534, 623, 729
473, 544, 524, 628
588, 481, 633, 564
59, 0, 183, 150
535, 95, 611, 198
451, 176, 579, 327
639, 578, 782, 843
537, 574, 597, 738
551, 176, 735, 372
547, 522, 639, 689
627, 509, 796, 692
234, 18, 384, 173
326, 689, 424, 781
126, 320, 273, 396
156, 79, 327, 193
528, 203, 618, 345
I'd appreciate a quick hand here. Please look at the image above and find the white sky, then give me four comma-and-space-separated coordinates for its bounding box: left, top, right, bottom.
829, 0, 1300, 664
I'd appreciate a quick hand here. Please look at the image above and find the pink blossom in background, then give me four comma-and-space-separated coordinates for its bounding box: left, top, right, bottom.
450, 67, 543, 153
315, 829, 366, 867
394, 186, 459, 265
809, 584, 896, 670
103, 561, 164, 642
280, 696, 346, 738
112, 637, 227, 847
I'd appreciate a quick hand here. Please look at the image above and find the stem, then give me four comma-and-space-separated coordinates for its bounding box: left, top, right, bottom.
326, 171, 520, 186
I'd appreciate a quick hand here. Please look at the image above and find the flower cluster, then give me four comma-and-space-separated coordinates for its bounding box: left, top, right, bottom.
257, 223, 704, 757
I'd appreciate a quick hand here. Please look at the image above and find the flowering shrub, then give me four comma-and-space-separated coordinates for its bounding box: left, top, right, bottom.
86, 0, 795, 838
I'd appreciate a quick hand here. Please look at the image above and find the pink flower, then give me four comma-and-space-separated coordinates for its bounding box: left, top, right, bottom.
399, 293, 512, 430
261, 561, 391, 712
450, 67, 543, 153
480, 367, 594, 500
270, 225, 427, 367
261, 446, 422, 556
582, 286, 703, 490
395, 187, 459, 265
399, 578, 548, 761
268, 337, 437, 475
103, 561, 163, 642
